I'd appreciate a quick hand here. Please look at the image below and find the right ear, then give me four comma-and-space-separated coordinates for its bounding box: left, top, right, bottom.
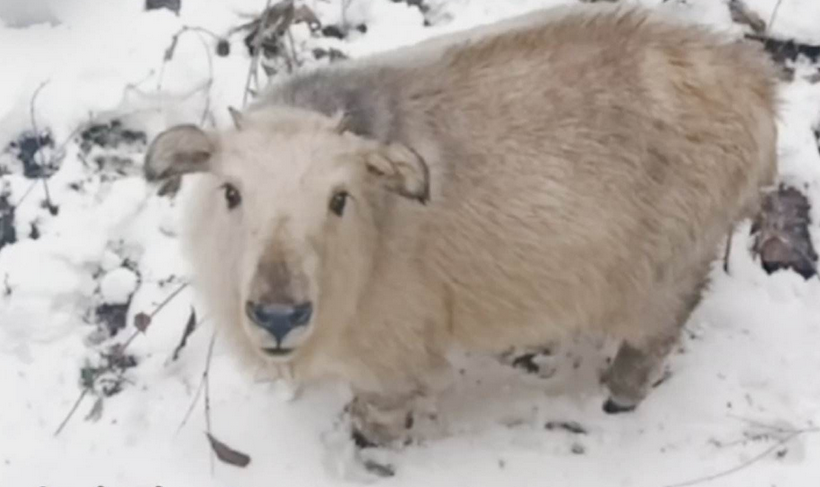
144, 124, 215, 181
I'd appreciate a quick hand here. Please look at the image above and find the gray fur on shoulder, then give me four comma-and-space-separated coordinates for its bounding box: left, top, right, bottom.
258, 67, 403, 143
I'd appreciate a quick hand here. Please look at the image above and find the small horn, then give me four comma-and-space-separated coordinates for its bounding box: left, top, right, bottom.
228, 106, 244, 130
332, 109, 352, 135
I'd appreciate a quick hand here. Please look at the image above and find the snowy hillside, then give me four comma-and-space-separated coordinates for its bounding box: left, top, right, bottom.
1, 0, 819, 486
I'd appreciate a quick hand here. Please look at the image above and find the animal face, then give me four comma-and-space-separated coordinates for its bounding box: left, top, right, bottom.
144, 107, 428, 363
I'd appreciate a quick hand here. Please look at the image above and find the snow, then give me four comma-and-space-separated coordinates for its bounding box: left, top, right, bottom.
99, 268, 139, 305
742, 0, 820, 44
1, 0, 819, 486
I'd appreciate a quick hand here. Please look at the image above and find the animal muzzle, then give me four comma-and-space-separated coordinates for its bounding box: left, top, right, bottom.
245, 300, 313, 356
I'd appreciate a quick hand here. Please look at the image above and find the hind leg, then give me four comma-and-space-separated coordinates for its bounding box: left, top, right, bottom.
601, 332, 679, 413
602, 275, 708, 413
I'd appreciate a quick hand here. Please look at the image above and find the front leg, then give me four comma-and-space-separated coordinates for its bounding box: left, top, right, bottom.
345, 347, 452, 448
348, 390, 420, 448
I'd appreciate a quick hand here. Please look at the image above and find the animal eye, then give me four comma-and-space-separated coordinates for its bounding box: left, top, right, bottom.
329, 191, 348, 216
222, 183, 241, 210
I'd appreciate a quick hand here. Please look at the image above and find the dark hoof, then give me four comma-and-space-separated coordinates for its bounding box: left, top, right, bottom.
351, 428, 377, 449
363, 459, 396, 478
603, 398, 636, 414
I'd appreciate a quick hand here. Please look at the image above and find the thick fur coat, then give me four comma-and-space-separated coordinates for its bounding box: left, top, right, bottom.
145, 4, 778, 444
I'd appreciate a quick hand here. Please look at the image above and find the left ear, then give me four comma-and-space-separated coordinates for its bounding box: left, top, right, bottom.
366, 142, 430, 204
144, 124, 215, 182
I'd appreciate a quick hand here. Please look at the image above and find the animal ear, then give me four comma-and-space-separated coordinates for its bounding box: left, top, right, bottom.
366, 143, 430, 204
144, 124, 215, 181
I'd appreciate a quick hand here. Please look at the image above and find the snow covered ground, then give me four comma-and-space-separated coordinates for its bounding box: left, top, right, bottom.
1, 0, 819, 485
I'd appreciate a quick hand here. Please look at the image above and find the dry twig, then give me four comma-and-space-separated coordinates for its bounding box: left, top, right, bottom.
54, 282, 190, 436
665, 425, 819, 487
53, 388, 89, 436
767, 0, 785, 35
29, 80, 57, 215
122, 282, 189, 350
156, 26, 220, 127
176, 329, 217, 434
340, 0, 352, 33
13, 180, 39, 207
204, 330, 216, 473
243, 0, 275, 107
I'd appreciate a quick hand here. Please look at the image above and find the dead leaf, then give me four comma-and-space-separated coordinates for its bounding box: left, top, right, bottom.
206, 433, 251, 468
751, 185, 817, 279
134, 312, 151, 333
172, 307, 197, 361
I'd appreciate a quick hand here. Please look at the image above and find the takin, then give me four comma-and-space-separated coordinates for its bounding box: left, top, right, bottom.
144, 4, 778, 446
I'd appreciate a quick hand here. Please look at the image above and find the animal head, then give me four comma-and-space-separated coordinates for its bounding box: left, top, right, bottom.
144, 107, 429, 363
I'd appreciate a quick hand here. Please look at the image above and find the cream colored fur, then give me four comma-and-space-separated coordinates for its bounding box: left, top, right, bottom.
146, 5, 779, 445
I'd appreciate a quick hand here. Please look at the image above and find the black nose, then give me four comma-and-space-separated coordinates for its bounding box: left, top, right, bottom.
245, 301, 313, 345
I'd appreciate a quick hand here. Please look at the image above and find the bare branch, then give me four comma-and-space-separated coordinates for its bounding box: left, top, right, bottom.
13, 180, 39, 207
121, 282, 189, 351
243, 0, 274, 107
205, 331, 217, 473
341, 0, 352, 33
29, 80, 57, 215
156, 26, 221, 117
176, 330, 217, 435
29, 81, 50, 145
149, 282, 190, 319
664, 427, 819, 487
767, 0, 785, 35
187, 30, 216, 126
54, 388, 89, 436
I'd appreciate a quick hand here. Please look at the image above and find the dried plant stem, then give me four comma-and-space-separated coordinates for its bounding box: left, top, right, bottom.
243, 0, 274, 107
176, 330, 217, 433
149, 282, 190, 319
29, 81, 50, 147
54, 388, 89, 436
665, 426, 819, 487
29, 80, 56, 213
341, 0, 352, 33
156, 26, 219, 127
157, 26, 220, 91
55, 283, 190, 436
205, 331, 217, 474
14, 180, 39, 207
186, 30, 216, 126
122, 282, 190, 349
766, 0, 784, 34
285, 27, 299, 73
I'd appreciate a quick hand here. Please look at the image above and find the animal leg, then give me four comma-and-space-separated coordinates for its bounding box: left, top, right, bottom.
348, 350, 451, 448
348, 390, 419, 449
602, 276, 707, 413
601, 333, 678, 413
